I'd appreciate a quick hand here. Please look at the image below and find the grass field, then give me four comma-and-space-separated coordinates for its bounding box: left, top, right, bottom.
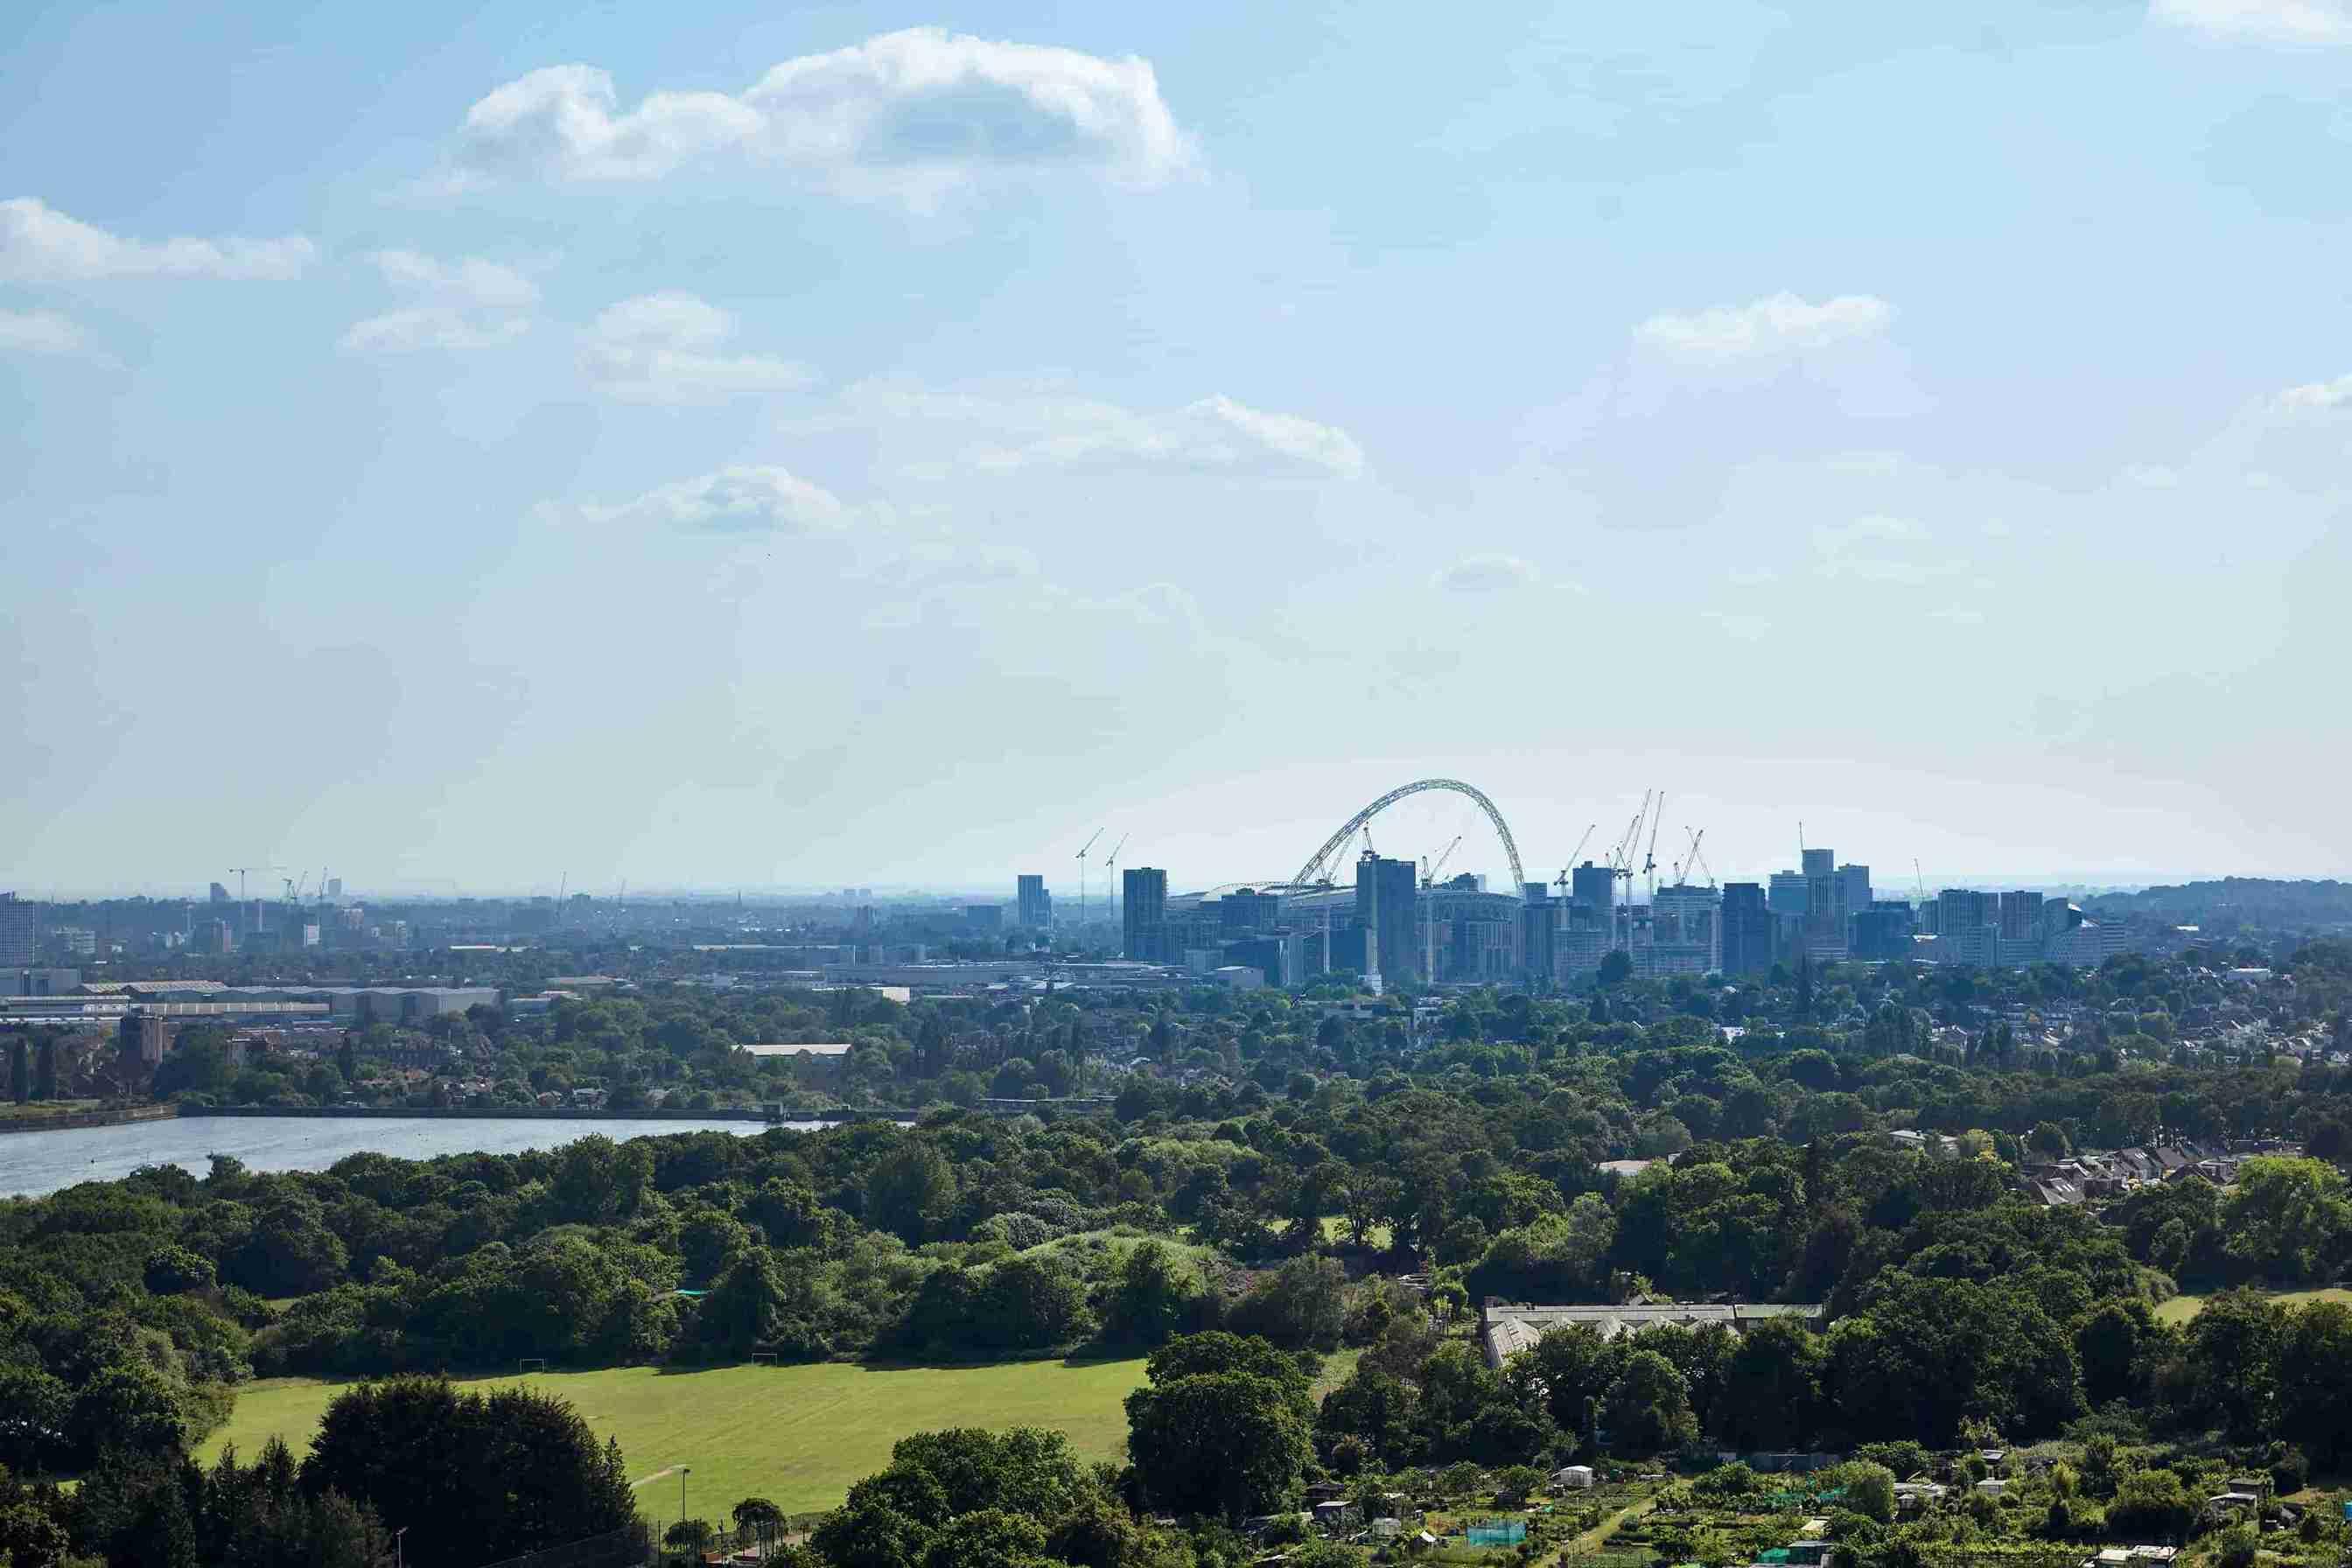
200, 1358, 1152, 1520
2155, 1286, 2352, 1325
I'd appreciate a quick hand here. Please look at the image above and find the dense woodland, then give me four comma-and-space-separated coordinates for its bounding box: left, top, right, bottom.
6, 943, 2352, 1566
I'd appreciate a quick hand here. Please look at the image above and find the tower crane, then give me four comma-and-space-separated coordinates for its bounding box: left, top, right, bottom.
1553, 822, 1596, 893
1642, 792, 1666, 900
1075, 828, 1103, 930
1102, 833, 1130, 921
1421, 835, 1463, 887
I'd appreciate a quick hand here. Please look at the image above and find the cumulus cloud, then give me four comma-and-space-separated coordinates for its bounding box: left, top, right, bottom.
0, 308, 87, 356
583, 466, 847, 535
1635, 290, 1894, 363
1432, 552, 1542, 592
452, 28, 1195, 202
0, 197, 314, 282
836, 382, 1363, 479
2150, 0, 2352, 43
341, 248, 537, 353
2278, 373, 2352, 409
581, 290, 813, 403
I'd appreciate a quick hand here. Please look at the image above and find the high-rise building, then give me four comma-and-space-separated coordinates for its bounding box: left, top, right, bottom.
964, 904, 1004, 933
1355, 851, 1418, 984
1123, 867, 1168, 961
1016, 874, 1052, 928
1837, 864, 1872, 920
326, 878, 343, 899
1767, 872, 1810, 917
0, 895, 33, 968
1998, 890, 2044, 940
1801, 848, 1833, 879
1937, 888, 1994, 935
208, 882, 229, 904
1569, 861, 1614, 916
1850, 902, 1917, 962
1520, 885, 1555, 984
1720, 883, 1772, 976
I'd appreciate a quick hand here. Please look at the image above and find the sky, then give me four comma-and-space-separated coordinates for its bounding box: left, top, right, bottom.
4, 0, 2350, 900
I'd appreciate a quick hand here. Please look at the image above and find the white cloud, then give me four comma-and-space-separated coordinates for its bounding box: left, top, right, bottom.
584, 466, 847, 535
840, 382, 1362, 479
341, 248, 538, 354
1635, 290, 1894, 363
452, 28, 1195, 202
0, 308, 86, 356
2151, 0, 2352, 43
1432, 552, 1541, 592
2278, 373, 2352, 409
1813, 513, 1928, 552
2121, 463, 2181, 488
0, 197, 314, 282
582, 290, 813, 403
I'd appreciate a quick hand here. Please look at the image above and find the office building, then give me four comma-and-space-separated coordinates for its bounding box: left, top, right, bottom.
1016, 874, 1052, 928
0, 895, 34, 968
1217, 887, 1281, 934
1645, 884, 1721, 975
1801, 848, 1832, 879
326, 878, 343, 899
1355, 851, 1418, 984
208, 882, 229, 904
1720, 884, 1772, 976
964, 904, 1003, 933
1123, 867, 1168, 962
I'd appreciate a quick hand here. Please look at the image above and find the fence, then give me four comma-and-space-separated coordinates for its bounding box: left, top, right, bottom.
1466, 1519, 1528, 1546
474, 1523, 653, 1568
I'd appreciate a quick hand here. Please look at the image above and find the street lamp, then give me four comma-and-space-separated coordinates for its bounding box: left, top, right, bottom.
679, 1466, 692, 1544
393, 1526, 407, 1568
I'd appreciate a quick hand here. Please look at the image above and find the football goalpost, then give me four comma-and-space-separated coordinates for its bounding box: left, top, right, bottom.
749, 1352, 778, 1367
518, 1358, 548, 1375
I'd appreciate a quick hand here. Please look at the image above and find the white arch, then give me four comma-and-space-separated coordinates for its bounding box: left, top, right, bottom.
1292, 778, 1528, 893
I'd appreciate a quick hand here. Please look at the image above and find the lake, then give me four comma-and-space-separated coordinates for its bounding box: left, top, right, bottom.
0, 1116, 824, 1198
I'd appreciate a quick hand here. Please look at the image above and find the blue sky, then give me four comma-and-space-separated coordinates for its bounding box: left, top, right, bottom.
4, 0, 2348, 897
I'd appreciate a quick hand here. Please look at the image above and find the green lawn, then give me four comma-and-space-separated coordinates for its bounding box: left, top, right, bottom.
200, 1357, 1151, 1520
2155, 1286, 2352, 1325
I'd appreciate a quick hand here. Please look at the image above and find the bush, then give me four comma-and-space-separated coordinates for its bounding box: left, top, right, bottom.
2265, 1441, 2309, 1496
2106, 1470, 2194, 1540
2215, 1523, 2258, 1568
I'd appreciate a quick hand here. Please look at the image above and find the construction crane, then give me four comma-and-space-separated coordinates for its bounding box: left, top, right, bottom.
1914, 858, 1928, 904
1553, 822, 1596, 893
1102, 834, 1130, 922
228, 866, 275, 934
1642, 793, 1666, 900
1422, 835, 1463, 887
1075, 828, 1103, 930
1682, 828, 1714, 889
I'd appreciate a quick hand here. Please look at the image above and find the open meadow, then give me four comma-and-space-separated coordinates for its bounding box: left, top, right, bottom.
200, 1357, 1152, 1520
2153, 1286, 2352, 1325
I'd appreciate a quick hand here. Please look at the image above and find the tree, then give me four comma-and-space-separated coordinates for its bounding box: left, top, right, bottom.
864, 1142, 958, 1244
2276, 1300, 2352, 1465
733, 1496, 786, 1534
1602, 1349, 1697, 1453
1598, 951, 1633, 989
1229, 1256, 1347, 1351
2027, 1122, 2070, 1158
1125, 1334, 1313, 1520
1101, 1241, 1204, 1348
7, 1039, 27, 1103
299, 1378, 640, 1568
32, 1040, 57, 1102
2222, 1157, 2351, 1283
1714, 1317, 1824, 1450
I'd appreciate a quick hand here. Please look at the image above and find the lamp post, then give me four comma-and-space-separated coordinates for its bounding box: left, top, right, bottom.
393, 1526, 407, 1568
679, 1466, 692, 1545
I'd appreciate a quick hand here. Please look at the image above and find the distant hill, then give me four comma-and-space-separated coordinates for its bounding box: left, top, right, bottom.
2085, 877, 2352, 929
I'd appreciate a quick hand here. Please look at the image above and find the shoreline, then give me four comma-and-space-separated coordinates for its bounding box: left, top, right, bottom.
0, 1103, 179, 1137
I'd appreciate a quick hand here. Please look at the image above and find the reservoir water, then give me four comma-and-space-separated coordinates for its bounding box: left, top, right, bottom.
0, 1116, 824, 1199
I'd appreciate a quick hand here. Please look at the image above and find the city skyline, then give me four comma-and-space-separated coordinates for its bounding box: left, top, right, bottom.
7, 3, 2349, 891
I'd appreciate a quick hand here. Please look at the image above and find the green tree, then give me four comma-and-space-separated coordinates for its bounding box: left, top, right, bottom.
864, 1142, 958, 1245
1124, 1334, 1313, 1521
1714, 1316, 1825, 1450
7, 1038, 27, 1103
2277, 1300, 2352, 1465
1602, 1349, 1697, 1453
32, 1040, 58, 1102
1101, 1241, 1204, 1348
2222, 1157, 2351, 1283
